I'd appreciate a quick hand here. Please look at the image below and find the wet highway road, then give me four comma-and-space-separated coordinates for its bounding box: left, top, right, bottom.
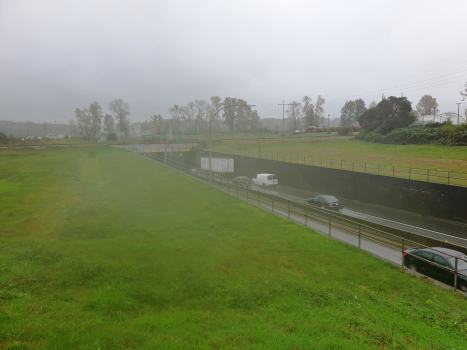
247, 184, 467, 248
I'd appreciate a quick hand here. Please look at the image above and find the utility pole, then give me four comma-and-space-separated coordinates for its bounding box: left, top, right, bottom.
278, 101, 299, 132
44, 122, 47, 136
278, 100, 285, 132
457, 103, 462, 125
328, 115, 330, 133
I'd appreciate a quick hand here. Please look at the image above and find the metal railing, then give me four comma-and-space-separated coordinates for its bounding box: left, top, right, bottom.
142, 152, 467, 293
211, 147, 467, 187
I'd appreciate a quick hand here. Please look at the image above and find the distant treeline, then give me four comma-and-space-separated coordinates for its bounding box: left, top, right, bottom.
0, 120, 70, 138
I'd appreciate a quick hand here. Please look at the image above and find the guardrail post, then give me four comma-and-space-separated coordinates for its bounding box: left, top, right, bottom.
358, 225, 361, 249
305, 206, 307, 226
288, 201, 290, 219
454, 258, 458, 291
258, 189, 260, 207
401, 239, 405, 268
328, 216, 331, 237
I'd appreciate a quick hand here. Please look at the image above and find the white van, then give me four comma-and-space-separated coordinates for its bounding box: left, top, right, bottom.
252, 174, 278, 188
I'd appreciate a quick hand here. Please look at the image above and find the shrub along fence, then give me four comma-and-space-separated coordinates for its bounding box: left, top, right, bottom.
143, 152, 467, 294
211, 147, 467, 187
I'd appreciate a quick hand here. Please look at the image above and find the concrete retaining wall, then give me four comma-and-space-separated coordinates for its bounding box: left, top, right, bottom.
197, 151, 467, 222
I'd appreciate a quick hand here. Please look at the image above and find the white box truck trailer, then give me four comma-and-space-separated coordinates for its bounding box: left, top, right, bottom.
200, 157, 234, 173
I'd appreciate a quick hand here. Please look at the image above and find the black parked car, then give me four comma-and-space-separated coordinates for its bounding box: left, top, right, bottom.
404, 247, 467, 292
305, 195, 343, 210
231, 176, 252, 187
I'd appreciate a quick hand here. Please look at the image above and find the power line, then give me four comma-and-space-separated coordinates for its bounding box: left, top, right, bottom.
319, 51, 467, 96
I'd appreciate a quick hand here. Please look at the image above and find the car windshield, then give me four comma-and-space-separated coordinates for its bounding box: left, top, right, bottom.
448, 255, 467, 270
322, 195, 338, 202
267, 175, 277, 180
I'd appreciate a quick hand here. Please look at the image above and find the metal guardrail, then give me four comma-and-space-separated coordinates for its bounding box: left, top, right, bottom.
211, 147, 467, 187
142, 152, 467, 293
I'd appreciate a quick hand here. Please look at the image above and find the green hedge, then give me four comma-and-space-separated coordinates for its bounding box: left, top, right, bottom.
357, 124, 467, 145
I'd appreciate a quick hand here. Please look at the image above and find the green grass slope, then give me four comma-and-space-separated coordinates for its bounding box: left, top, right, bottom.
0, 146, 466, 349
217, 138, 467, 173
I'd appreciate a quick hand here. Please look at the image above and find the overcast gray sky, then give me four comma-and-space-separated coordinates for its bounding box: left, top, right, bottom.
1, 0, 466, 124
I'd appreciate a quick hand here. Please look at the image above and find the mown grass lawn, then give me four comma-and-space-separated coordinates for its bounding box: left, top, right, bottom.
0, 146, 466, 350
217, 138, 467, 173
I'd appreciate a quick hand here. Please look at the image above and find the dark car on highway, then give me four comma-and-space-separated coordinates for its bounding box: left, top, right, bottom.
404, 247, 467, 292
232, 176, 252, 187
305, 195, 343, 210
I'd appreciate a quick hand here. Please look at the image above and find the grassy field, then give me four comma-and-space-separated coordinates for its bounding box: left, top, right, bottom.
1, 146, 467, 349
215, 137, 467, 173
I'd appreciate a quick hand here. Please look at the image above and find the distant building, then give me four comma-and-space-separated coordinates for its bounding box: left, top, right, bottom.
416, 112, 466, 125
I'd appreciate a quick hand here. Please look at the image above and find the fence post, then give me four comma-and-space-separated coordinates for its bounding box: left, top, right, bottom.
237, 185, 238, 197
305, 206, 307, 226
246, 187, 249, 201
321, 158, 323, 167
297, 155, 298, 163
409, 168, 411, 179
341, 160, 343, 170
378, 164, 380, 175
288, 201, 290, 219
427, 169, 430, 182
448, 172, 450, 185
283, 154, 284, 162
331, 159, 333, 168
258, 189, 260, 207
328, 216, 331, 237
393, 166, 394, 177
228, 182, 230, 193
401, 239, 405, 268
358, 225, 361, 249
290, 155, 291, 162
365, 163, 366, 173
272, 196, 274, 212
454, 258, 458, 291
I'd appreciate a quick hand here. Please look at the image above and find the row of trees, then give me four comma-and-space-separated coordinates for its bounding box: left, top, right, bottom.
151, 96, 261, 134
280, 95, 327, 130
339, 90, 466, 133
73, 99, 131, 138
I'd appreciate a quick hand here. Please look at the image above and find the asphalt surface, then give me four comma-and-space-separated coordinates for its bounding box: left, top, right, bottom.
245, 184, 467, 247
